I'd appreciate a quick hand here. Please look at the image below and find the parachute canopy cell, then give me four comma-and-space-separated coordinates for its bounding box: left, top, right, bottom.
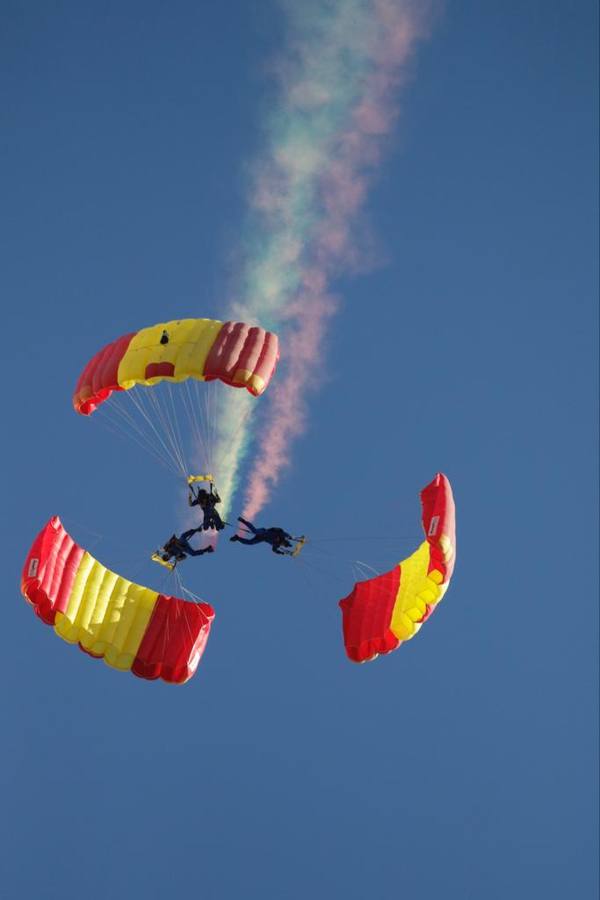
339, 473, 456, 663
73, 318, 280, 415
22, 517, 214, 684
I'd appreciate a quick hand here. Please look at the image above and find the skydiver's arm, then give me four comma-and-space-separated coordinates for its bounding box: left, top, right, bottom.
207, 482, 221, 501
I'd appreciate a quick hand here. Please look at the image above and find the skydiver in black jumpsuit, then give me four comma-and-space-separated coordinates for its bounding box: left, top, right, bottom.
188, 482, 225, 532
158, 529, 214, 564
230, 517, 300, 555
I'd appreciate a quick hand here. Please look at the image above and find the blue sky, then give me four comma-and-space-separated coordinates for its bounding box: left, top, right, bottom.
1, 2, 597, 898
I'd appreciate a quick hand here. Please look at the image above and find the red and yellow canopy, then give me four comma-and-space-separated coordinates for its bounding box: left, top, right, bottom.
73, 317, 280, 415
22, 518, 214, 684
339, 473, 456, 663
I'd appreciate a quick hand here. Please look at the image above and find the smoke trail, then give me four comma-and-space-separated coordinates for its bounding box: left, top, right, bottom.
216, 0, 432, 517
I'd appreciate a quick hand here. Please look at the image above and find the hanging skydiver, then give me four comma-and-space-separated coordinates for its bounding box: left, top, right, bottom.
230, 517, 305, 556
152, 528, 214, 570
188, 481, 225, 532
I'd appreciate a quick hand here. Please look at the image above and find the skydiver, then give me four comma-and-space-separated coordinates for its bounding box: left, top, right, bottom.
188, 482, 225, 532
153, 528, 214, 567
229, 517, 303, 555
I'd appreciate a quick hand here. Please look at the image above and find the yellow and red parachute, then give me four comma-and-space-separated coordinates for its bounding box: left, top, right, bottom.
22, 518, 214, 684
339, 473, 456, 662
73, 317, 279, 415
71, 315, 280, 494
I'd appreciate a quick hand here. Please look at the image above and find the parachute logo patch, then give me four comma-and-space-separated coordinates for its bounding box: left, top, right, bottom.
28, 558, 39, 577
428, 515, 440, 537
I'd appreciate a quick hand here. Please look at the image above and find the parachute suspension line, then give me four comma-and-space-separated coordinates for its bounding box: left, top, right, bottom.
212, 383, 220, 469
294, 554, 322, 596
181, 377, 214, 477
353, 560, 381, 580
165, 382, 187, 472
99, 397, 180, 477
130, 385, 181, 475
91, 375, 262, 488
60, 520, 152, 578
63, 518, 105, 543
200, 382, 210, 469
293, 554, 351, 588
156, 386, 188, 477
223, 393, 254, 461
178, 380, 198, 471
143, 385, 187, 478
123, 388, 186, 477
61, 518, 105, 557
211, 383, 221, 467
98, 396, 152, 461
214, 391, 256, 483
203, 380, 217, 473
198, 379, 216, 474
173, 567, 184, 597
293, 551, 357, 598
182, 379, 211, 475
202, 379, 218, 474
298, 543, 361, 567
266, 539, 381, 591
170, 571, 205, 653
60, 522, 153, 580
175, 568, 206, 608
179, 583, 205, 604
198, 378, 215, 475
307, 535, 422, 543
157, 571, 172, 663
295, 541, 395, 573
117, 386, 162, 445
156, 565, 187, 663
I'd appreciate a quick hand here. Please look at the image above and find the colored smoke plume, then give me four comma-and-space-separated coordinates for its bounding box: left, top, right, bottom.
215, 0, 433, 517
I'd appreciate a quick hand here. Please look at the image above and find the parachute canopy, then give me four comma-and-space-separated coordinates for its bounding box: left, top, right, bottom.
73, 317, 279, 415
22, 517, 214, 684
339, 473, 456, 663
71, 317, 280, 496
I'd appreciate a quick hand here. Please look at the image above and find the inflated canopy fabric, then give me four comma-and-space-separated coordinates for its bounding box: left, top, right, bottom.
21, 517, 214, 684
73, 318, 280, 415
339, 473, 456, 663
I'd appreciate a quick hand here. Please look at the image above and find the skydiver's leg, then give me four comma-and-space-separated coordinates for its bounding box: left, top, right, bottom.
181, 528, 200, 542
202, 510, 224, 531
237, 517, 257, 534
212, 511, 224, 530
230, 534, 264, 545
178, 536, 212, 557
